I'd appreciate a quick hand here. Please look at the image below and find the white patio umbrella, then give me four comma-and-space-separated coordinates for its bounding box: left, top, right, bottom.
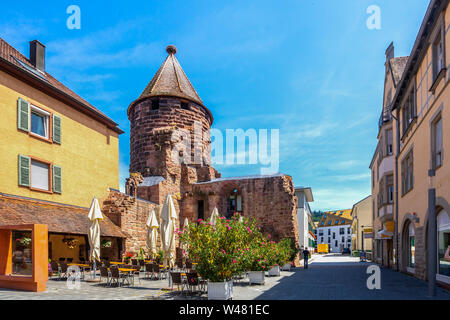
210, 207, 220, 226
160, 194, 177, 269
88, 197, 103, 279
146, 207, 159, 259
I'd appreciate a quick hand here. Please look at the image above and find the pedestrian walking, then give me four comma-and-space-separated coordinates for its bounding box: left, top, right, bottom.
302, 247, 310, 269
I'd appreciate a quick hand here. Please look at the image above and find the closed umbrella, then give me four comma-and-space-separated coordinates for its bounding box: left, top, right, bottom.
160, 195, 177, 269
146, 207, 159, 259
88, 197, 103, 279
210, 207, 220, 226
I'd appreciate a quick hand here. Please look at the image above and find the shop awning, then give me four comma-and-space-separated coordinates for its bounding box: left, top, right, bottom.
0, 193, 128, 238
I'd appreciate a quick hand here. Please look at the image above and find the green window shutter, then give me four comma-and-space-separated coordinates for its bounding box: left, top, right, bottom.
18, 155, 30, 187
52, 115, 62, 144
17, 98, 30, 132
52, 165, 62, 194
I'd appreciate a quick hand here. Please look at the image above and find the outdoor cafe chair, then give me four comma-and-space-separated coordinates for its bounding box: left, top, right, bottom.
59, 262, 68, 280
110, 266, 130, 287
99, 266, 111, 287
103, 261, 111, 268
130, 265, 142, 285
170, 272, 187, 295
176, 259, 184, 271
185, 272, 205, 295
144, 263, 153, 279
50, 261, 60, 280
153, 263, 165, 280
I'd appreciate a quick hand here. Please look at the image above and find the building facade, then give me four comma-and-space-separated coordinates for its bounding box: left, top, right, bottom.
351, 196, 373, 252
370, 0, 450, 287
295, 187, 316, 252
0, 38, 127, 264
316, 210, 353, 253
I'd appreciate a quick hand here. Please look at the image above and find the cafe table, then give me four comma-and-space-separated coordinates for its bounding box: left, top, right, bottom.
67, 263, 90, 279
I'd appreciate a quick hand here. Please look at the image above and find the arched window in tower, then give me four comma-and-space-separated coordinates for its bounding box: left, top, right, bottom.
227, 189, 242, 218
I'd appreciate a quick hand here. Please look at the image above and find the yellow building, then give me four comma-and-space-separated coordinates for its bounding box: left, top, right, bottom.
371, 0, 450, 287
350, 196, 373, 253
0, 38, 126, 263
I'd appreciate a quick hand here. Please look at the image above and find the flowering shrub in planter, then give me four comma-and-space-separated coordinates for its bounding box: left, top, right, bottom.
179, 213, 296, 293
179, 213, 256, 282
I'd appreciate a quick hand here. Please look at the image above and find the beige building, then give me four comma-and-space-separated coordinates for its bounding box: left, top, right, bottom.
351, 196, 373, 252
370, 0, 450, 288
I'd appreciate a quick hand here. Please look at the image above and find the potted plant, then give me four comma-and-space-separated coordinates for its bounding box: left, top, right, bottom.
245, 239, 275, 284
269, 238, 293, 275
179, 213, 250, 300
101, 239, 112, 248
123, 251, 133, 264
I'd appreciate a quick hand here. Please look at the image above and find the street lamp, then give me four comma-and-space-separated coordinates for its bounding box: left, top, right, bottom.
361, 225, 365, 253
428, 169, 437, 297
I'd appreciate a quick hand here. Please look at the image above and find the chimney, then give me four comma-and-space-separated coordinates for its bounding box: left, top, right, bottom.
29, 40, 45, 72
385, 42, 394, 62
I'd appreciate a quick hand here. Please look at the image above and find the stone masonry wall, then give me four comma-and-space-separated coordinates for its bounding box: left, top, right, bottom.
129, 97, 212, 177
180, 175, 301, 266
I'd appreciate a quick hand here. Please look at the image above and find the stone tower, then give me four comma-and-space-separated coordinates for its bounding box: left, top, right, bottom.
126, 45, 219, 204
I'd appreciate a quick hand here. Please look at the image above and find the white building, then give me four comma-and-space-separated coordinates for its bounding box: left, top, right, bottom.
316, 210, 353, 253
295, 187, 316, 252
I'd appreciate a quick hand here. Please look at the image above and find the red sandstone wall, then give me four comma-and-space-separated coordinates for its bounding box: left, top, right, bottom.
129, 97, 212, 177
181, 175, 301, 265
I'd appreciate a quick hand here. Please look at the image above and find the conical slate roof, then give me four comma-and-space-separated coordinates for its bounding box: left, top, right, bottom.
139, 45, 204, 106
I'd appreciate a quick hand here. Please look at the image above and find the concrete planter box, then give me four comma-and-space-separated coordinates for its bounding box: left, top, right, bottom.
207, 280, 233, 300
281, 263, 292, 271
268, 266, 281, 276
248, 271, 265, 285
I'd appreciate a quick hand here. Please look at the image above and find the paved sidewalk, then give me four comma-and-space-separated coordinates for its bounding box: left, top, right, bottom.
255, 254, 450, 300
0, 254, 448, 300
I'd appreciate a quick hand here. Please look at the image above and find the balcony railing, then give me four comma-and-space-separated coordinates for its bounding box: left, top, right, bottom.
378, 109, 392, 130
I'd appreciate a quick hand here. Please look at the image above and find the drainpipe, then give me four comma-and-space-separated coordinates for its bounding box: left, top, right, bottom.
391, 108, 400, 272
428, 169, 437, 297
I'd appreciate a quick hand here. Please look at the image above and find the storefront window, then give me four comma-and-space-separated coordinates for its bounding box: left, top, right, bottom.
12, 230, 33, 276
437, 210, 450, 278
408, 223, 415, 268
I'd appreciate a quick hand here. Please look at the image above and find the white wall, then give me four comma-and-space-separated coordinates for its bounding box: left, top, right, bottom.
317, 225, 352, 252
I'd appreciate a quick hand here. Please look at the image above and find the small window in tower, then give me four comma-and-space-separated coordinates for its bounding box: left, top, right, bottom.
151, 99, 160, 110
181, 102, 190, 110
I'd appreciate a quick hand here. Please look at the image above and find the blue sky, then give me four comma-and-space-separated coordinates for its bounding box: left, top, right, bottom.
1, 0, 430, 211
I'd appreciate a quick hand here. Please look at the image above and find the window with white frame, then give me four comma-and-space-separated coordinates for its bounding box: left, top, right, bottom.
31, 159, 50, 191
30, 105, 50, 139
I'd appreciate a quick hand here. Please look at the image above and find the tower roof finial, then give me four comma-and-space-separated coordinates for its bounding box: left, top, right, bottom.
166, 45, 177, 55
